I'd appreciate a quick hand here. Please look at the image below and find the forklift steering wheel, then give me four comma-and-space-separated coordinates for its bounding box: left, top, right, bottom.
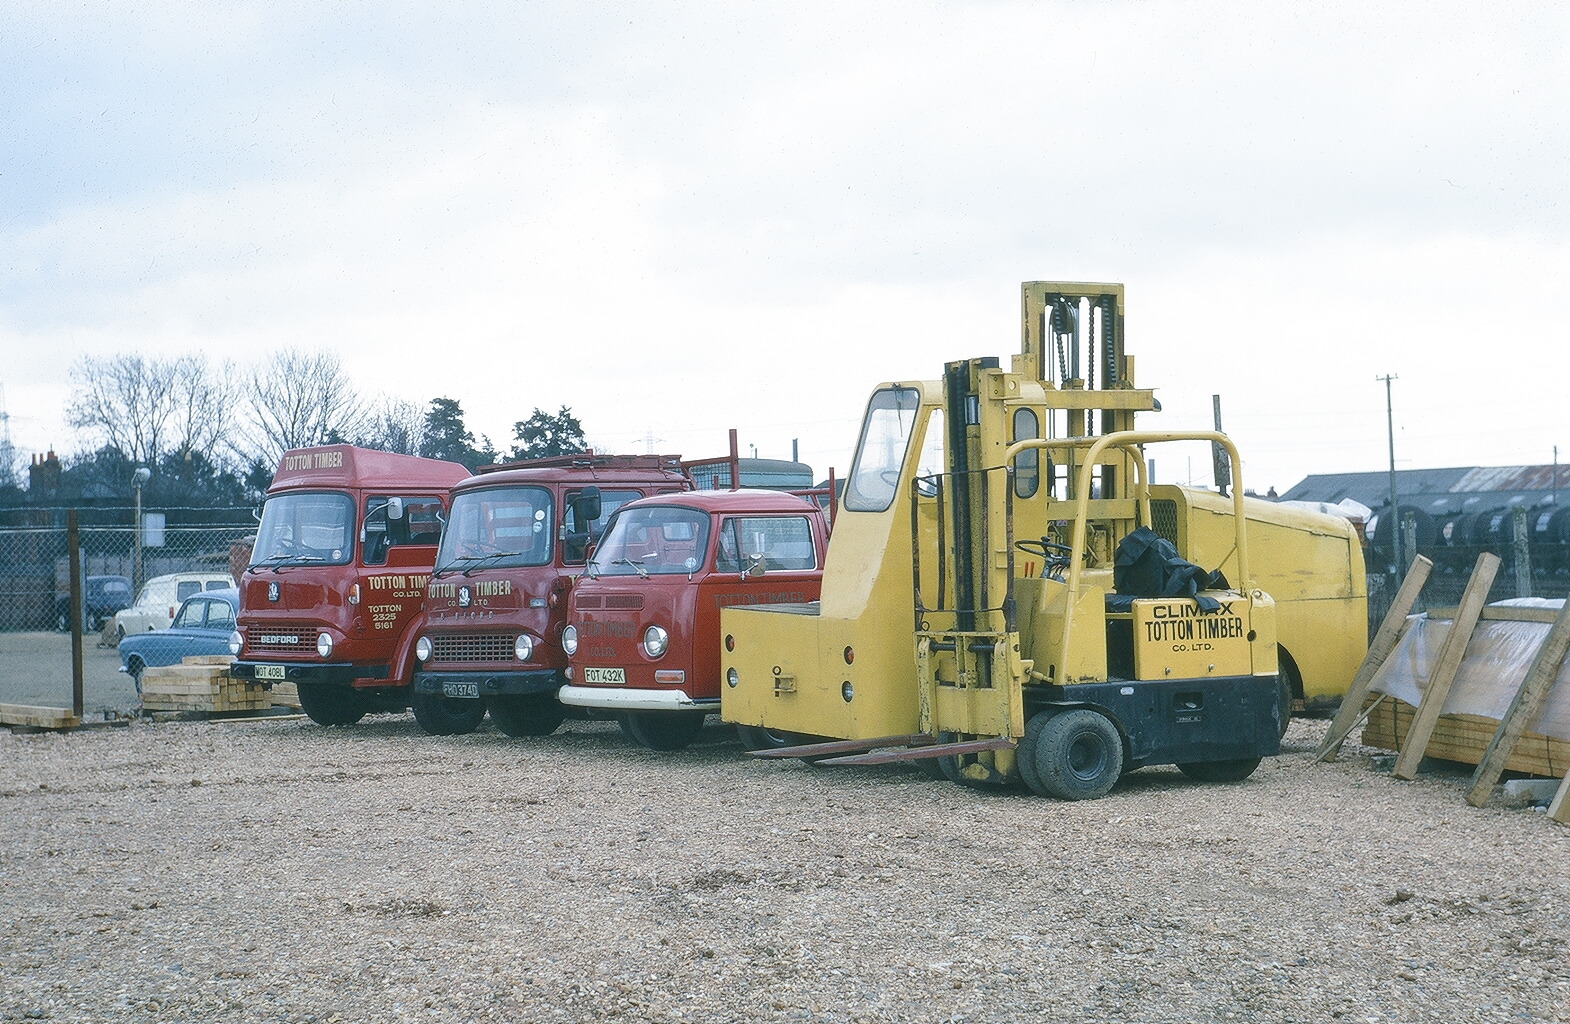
1015, 538, 1072, 558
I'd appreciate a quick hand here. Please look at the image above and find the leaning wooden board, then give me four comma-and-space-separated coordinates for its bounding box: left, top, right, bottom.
1362, 697, 1569, 778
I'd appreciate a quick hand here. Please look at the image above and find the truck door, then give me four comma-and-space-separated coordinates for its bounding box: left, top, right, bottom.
361, 494, 446, 642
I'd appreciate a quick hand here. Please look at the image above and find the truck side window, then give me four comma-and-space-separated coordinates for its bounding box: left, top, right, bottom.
364, 496, 446, 565
562, 488, 643, 565
716, 517, 818, 572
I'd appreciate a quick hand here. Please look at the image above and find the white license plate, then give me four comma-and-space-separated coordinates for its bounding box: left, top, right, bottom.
442, 682, 480, 699
254, 664, 286, 681
581, 667, 626, 685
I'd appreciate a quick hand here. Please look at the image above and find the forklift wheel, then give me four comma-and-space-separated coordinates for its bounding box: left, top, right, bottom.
411, 691, 486, 736
1177, 758, 1262, 783
1016, 713, 1053, 796
1033, 710, 1123, 801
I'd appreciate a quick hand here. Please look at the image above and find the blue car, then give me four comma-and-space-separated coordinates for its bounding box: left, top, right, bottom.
119, 588, 239, 691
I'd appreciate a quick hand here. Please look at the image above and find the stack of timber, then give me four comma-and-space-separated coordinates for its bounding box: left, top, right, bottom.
1361, 696, 1570, 778
270, 681, 302, 709
140, 656, 272, 714
0, 704, 81, 730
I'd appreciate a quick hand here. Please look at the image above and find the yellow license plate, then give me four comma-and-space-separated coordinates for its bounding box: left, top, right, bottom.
581, 667, 625, 685
254, 664, 286, 681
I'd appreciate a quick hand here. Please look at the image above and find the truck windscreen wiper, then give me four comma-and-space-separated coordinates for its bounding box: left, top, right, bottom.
611, 557, 649, 579
433, 551, 515, 579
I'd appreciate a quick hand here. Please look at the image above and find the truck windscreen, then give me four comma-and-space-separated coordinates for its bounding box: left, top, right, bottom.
252, 492, 356, 566
591, 507, 711, 577
435, 486, 554, 574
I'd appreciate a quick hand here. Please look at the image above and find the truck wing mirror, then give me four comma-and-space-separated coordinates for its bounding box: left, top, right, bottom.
386, 497, 404, 520
572, 486, 603, 525
745, 552, 767, 578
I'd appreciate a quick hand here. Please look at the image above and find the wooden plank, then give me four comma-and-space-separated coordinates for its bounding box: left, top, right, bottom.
1549, 773, 1570, 823
1315, 555, 1432, 762
0, 703, 82, 729
1465, 599, 1570, 806
183, 655, 237, 666
1393, 552, 1501, 780
1425, 605, 1561, 625
270, 682, 302, 709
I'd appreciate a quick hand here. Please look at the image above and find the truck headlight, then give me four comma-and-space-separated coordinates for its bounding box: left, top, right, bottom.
415, 636, 432, 662
228, 631, 242, 656
317, 632, 333, 658
515, 634, 533, 661
561, 625, 578, 656
642, 624, 669, 659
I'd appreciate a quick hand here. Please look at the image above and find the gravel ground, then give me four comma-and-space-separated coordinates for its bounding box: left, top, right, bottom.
3, 715, 1569, 1023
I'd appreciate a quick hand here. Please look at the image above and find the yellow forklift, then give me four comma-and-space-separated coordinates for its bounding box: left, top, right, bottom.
720, 282, 1366, 797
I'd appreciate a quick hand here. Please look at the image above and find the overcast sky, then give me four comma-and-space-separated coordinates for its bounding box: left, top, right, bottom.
3, 1, 1566, 494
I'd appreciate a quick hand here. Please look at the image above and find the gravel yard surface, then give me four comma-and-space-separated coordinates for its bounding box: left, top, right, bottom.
3, 715, 1569, 1023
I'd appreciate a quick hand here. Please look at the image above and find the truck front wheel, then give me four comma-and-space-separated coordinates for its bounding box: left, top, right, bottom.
622, 711, 706, 752
298, 684, 368, 727
487, 694, 566, 737
1033, 710, 1124, 801
411, 692, 486, 736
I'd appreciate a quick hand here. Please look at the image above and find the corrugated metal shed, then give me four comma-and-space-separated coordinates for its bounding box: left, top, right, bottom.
1279, 465, 1568, 517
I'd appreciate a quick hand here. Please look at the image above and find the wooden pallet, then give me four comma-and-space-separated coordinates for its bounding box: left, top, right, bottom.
1362, 696, 1570, 779
0, 703, 82, 730
141, 658, 272, 714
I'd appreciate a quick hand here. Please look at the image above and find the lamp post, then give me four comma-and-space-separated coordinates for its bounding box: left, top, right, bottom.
132, 467, 151, 590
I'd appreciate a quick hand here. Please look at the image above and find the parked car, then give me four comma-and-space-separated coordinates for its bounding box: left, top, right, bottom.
55, 575, 134, 632
112, 572, 236, 639
119, 588, 240, 691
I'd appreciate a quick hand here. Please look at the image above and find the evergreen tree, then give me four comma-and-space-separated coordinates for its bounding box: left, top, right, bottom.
510, 406, 587, 461
419, 398, 495, 471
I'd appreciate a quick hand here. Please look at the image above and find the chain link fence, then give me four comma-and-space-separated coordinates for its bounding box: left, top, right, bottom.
0, 508, 255, 633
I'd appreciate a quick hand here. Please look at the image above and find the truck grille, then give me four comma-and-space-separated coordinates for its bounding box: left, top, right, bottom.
604, 595, 643, 610
431, 634, 515, 663
245, 628, 315, 654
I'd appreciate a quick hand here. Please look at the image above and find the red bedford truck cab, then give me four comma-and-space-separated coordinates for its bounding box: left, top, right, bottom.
228, 445, 470, 727
558, 490, 828, 751
409, 454, 690, 737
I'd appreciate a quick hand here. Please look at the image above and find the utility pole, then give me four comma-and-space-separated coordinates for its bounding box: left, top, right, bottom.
1378, 374, 1402, 573
1211, 394, 1231, 497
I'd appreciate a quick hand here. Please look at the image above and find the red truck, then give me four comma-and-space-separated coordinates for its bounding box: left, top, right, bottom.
559, 490, 829, 750
409, 453, 691, 737
228, 445, 471, 726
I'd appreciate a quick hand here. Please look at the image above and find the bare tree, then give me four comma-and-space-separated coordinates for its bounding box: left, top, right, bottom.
169, 356, 241, 463
357, 398, 428, 456
244, 349, 368, 465
67, 355, 180, 465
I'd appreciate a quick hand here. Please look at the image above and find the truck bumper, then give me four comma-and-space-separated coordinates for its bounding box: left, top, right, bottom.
413, 668, 564, 698
229, 661, 389, 686
558, 685, 720, 712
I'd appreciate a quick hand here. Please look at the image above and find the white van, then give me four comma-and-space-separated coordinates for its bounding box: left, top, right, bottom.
113, 572, 236, 638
